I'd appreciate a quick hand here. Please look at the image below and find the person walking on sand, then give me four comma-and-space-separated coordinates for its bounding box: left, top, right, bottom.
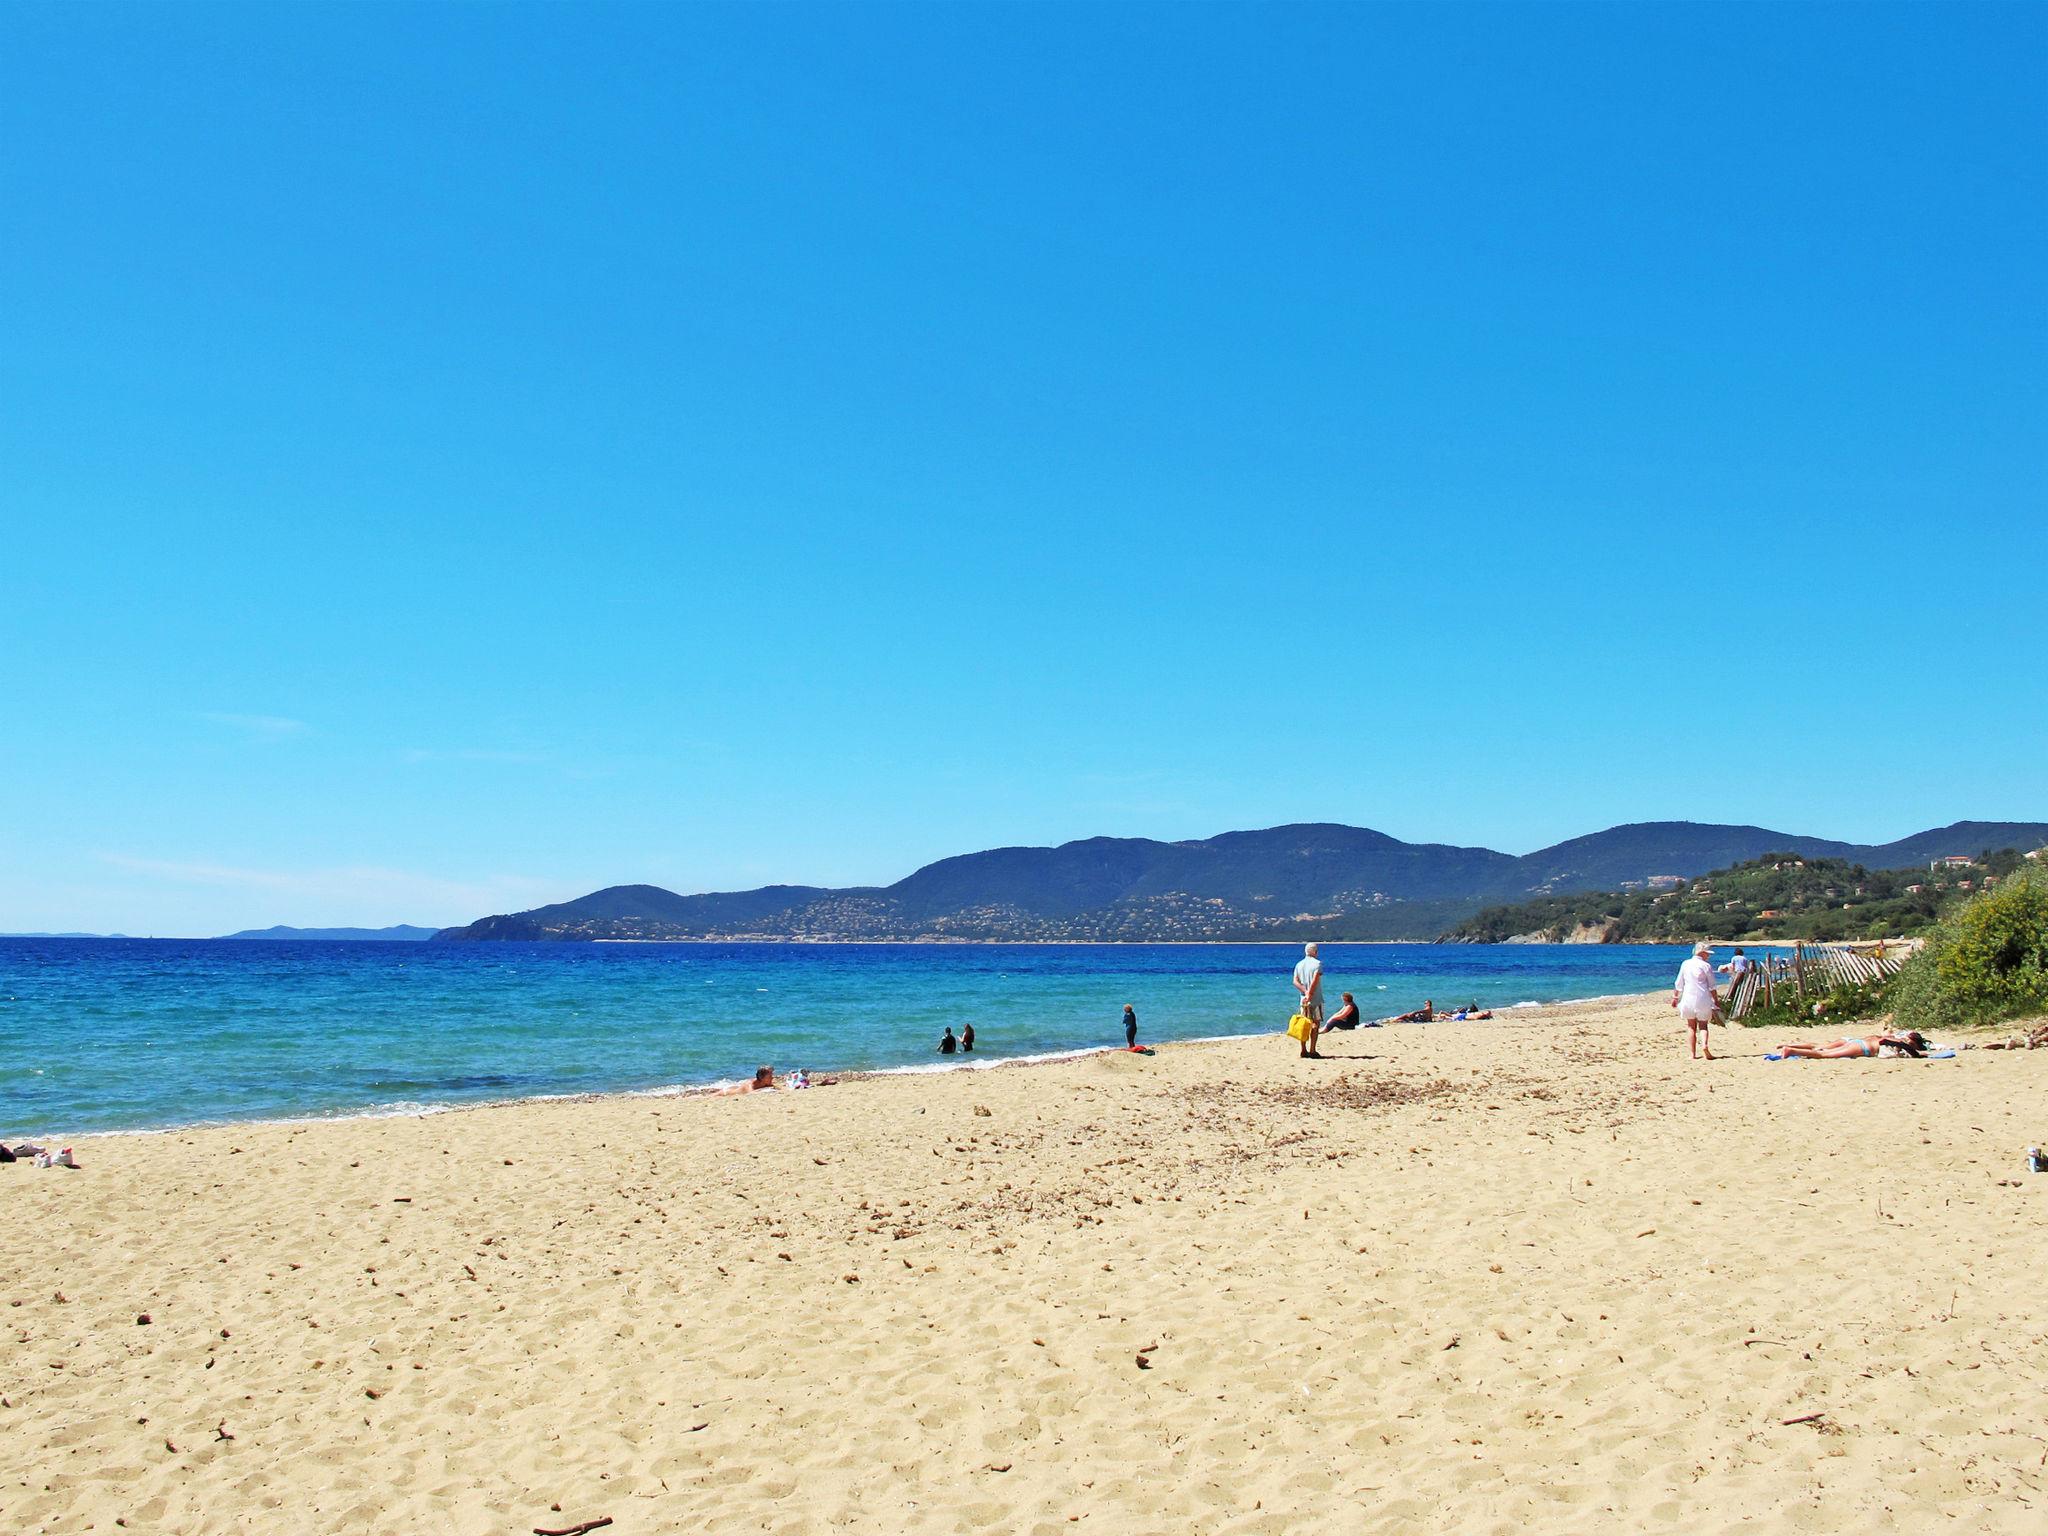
1292, 942, 1325, 1059
1122, 1004, 1138, 1049
1672, 941, 1719, 1060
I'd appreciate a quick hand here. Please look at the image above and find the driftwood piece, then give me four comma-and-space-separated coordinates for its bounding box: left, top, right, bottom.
533, 1519, 613, 1536
1780, 1412, 1825, 1426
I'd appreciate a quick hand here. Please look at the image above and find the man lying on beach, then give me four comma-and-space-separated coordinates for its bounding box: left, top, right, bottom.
1393, 999, 1436, 1023
1774, 1031, 1928, 1060
1983, 1023, 2048, 1050
717, 1066, 779, 1095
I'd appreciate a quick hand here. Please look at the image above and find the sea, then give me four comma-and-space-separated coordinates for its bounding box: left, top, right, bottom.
0, 938, 1698, 1137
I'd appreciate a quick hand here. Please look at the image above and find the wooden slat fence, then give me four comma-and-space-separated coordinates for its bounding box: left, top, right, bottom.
1725, 939, 1920, 1020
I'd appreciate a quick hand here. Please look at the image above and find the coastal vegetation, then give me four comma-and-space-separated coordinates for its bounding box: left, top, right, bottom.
1440, 850, 2036, 945
1725, 865, 2048, 1033
1887, 864, 2048, 1034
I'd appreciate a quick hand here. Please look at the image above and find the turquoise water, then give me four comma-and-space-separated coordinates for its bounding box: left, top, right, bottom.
0, 938, 1691, 1136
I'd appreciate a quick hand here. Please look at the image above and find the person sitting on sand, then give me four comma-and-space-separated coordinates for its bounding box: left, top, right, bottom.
1393, 999, 1436, 1023
718, 1066, 778, 1095
938, 1027, 958, 1055
1776, 1030, 1927, 1060
1323, 993, 1361, 1030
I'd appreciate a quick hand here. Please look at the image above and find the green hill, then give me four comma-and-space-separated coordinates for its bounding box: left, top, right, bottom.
1440, 849, 2037, 944
435, 820, 2048, 943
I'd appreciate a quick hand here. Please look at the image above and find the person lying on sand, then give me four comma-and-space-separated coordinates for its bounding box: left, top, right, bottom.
1449, 1005, 1493, 1021
1393, 999, 1436, 1023
1323, 993, 1361, 1030
718, 1066, 778, 1095
1983, 1023, 2048, 1050
1775, 1031, 1927, 1060
1, 1143, 78, 1167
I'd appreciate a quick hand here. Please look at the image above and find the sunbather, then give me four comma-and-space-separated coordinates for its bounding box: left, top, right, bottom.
1775, 1030, 1927, 1060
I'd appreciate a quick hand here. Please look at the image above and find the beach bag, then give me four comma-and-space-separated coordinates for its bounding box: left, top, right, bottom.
1287, 1012, 1312, 1043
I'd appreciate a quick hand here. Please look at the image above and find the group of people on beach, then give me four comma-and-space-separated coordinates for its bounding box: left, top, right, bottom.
721, 935, 1953, 1095
1674, 940, 1936, 1061
1284, 943, 1493, 1057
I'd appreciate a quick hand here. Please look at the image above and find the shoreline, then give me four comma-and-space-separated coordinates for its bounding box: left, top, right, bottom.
39, 990, 1669, 1144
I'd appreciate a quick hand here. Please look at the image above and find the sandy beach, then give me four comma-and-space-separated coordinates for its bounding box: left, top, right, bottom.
6, 993, 2044, 1534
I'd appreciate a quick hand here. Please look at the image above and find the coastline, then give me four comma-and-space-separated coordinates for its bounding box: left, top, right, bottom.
7, 990, 2043, 1533
21, 987, 1673, 1143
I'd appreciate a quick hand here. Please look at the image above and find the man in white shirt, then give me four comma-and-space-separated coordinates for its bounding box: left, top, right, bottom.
1672, 941, 1719, 1060
1292, 942, 1325, 1059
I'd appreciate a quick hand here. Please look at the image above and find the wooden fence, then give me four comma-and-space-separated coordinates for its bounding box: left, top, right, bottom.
1724, 939, 1921, 1021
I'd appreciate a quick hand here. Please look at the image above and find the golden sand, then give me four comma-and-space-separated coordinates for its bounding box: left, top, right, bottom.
5, 994, 2044, 1533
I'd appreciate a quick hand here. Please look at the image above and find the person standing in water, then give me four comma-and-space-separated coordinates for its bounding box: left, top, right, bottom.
960, 1022, 975, 1052
1292, 942, 1325, 1058
1122, 1004, 1138, 1049
937, 1026, 958, 1055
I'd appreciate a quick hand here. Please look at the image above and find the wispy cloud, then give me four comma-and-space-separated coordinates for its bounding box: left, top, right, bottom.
197, 712, 311, 741
97, 854, 552, 920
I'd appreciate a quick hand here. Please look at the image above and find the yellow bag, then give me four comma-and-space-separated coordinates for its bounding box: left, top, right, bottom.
1287, 1013, 1312, 1042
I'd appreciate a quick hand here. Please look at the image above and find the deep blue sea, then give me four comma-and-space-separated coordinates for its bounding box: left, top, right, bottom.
0, 939, 1693, 1136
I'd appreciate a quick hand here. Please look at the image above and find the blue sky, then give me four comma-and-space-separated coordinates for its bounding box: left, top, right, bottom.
3, 1, 2043, 934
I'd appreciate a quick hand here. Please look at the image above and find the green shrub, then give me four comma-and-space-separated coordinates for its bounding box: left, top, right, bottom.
1888, 867, 2048, 1032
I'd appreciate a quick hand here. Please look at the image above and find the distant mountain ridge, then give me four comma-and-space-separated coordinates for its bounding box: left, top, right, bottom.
434, 819, 2048, 944
217, 925, 441, 942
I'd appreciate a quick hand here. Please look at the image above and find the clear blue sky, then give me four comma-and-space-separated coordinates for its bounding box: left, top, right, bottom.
3, 1, 2043, 934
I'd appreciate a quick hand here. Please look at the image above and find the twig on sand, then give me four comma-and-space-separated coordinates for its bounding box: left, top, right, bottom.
1780, 1412, 1825, 1426
1743, 1338, 1788, 1348
534, 1519, 612, 1536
